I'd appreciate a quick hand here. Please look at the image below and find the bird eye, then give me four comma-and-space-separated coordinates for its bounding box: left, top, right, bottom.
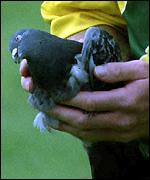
16, 35, 22, 42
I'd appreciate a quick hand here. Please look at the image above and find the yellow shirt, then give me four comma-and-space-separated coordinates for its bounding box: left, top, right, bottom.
41, 1, 126, 39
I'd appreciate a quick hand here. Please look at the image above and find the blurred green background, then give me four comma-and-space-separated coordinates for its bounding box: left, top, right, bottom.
1, 1, 91, 179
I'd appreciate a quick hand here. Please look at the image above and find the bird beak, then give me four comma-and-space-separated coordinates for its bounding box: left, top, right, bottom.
12, 48, 18, 59
12, 48, 19, 63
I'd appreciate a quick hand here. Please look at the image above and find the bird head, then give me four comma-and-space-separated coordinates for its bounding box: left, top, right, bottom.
9, 29, 28, 63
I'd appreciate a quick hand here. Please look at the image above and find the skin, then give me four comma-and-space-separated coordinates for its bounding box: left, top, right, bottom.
20, 25, 149, 143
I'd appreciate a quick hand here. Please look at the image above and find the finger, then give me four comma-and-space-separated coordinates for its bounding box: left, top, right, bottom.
56, 122, 148, 143
21, 76, 34, 92
62, 89, 126, 112
19, 59, 30, 77
83, 111, 139, 131
62, 78, 149, 112
94, 60, 149, 83
45, 105, 139, 131
46, 105, 89, 128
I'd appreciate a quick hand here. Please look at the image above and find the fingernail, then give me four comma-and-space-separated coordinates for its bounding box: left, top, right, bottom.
22, 59, 27, 63
94, 66, 106, 77
25, 81, 30, 91
20, 59, 27, 67
22, 77, 30, 91
21, 76, 25, 88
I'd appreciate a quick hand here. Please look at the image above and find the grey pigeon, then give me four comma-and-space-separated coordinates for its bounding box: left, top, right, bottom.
9, 27, 122, 132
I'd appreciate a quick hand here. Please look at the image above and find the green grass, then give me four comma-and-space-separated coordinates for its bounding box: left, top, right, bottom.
1, 1, 91, 179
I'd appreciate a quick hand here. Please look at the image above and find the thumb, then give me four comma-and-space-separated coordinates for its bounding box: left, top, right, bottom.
94, 60, 149, 83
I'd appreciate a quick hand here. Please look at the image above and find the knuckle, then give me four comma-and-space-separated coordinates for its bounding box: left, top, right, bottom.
77, 115, 88, 129
77, 113, 92, 129
105, 63, 113, 71
106, 63, 122, 78
84, 98, 96, 111
118, 117, 137, 131
121, 93, 137, 110
130, 95, 140, 109
104, 63, 114, 77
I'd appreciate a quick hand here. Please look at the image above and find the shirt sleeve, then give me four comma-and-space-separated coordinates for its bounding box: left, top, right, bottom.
41, 1, 127, 38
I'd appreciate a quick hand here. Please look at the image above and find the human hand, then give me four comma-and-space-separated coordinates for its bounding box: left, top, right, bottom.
19, 27, 148, 143
45, 60, 149, 143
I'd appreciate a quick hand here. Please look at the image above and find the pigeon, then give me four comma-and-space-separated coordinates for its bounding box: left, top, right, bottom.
9, 27, 122, 132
